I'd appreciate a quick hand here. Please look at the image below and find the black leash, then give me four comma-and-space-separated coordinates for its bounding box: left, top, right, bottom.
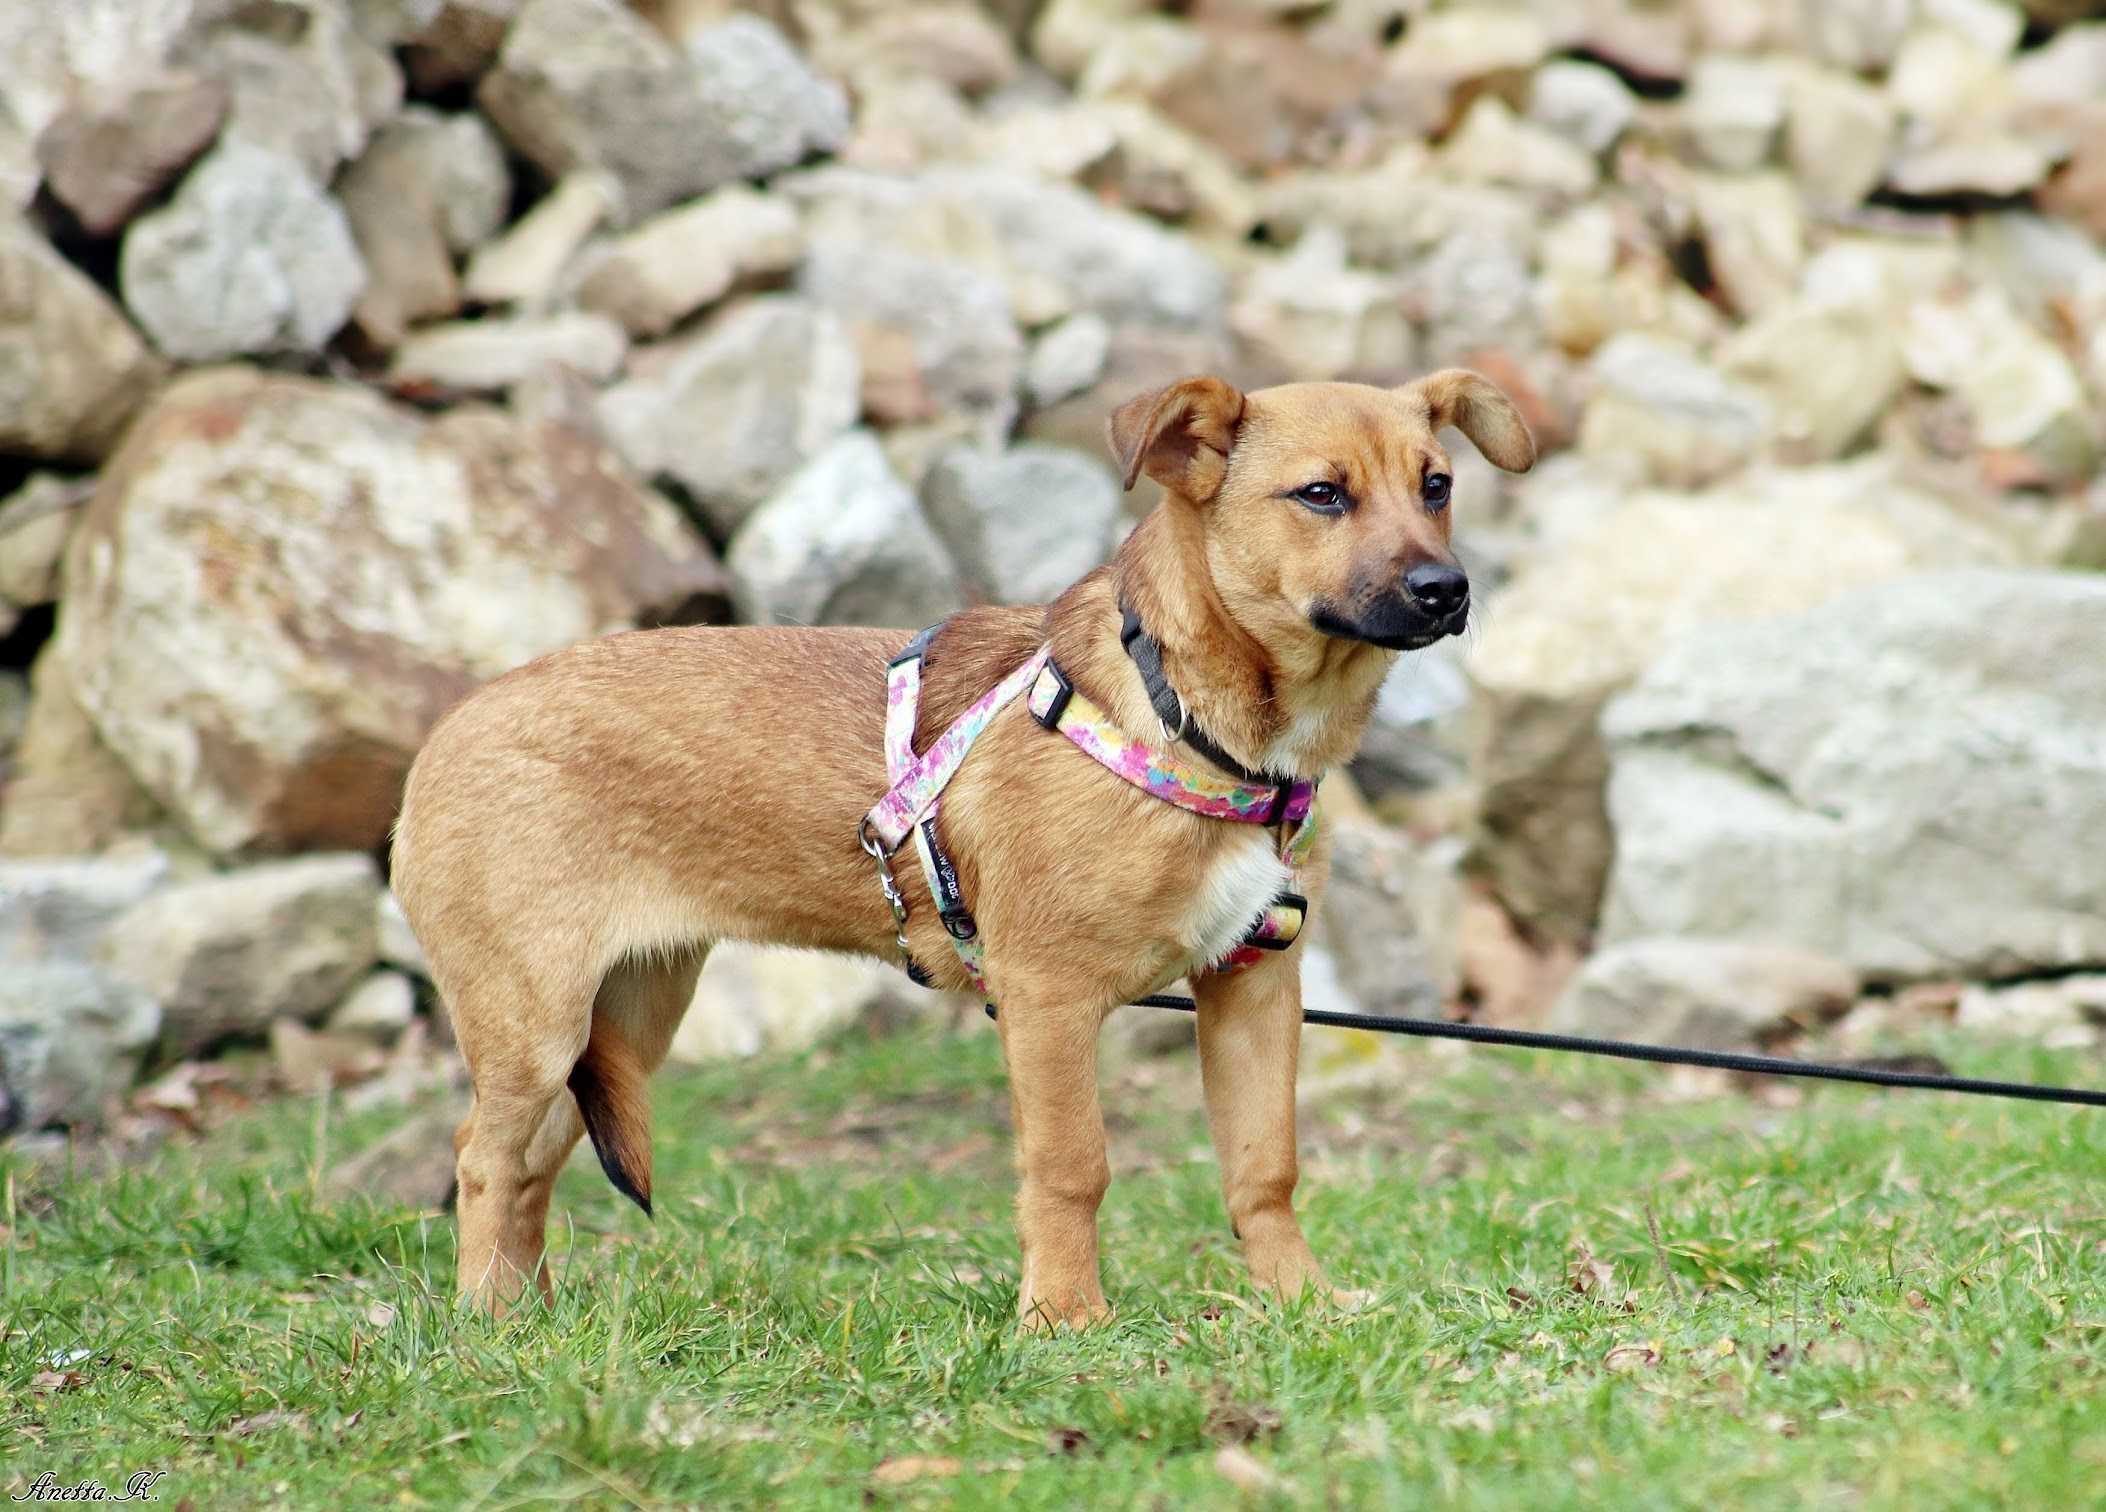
1108, 994, 2106, 1108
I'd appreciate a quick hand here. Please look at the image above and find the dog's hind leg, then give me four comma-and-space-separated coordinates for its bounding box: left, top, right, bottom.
450, 948, 706, 1312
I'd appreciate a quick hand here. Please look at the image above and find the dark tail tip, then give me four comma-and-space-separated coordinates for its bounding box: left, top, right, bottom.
567, 1031, 654, 1218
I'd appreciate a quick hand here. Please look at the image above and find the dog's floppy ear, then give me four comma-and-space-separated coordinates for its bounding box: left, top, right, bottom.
1105, 376, 1246, 498
1405, 369, 1537, 473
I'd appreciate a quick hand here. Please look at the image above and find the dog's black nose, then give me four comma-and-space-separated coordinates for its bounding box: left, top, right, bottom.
1404, 562, 1469, 620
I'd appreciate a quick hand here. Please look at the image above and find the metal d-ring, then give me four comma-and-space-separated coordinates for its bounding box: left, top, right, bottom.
1157, 692, 1189, 748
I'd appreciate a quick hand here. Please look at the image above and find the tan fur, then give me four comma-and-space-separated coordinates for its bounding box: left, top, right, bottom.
392, 372, 1534, 1325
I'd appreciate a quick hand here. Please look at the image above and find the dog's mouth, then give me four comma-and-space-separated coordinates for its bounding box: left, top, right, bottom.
1309, 601, 1466, 652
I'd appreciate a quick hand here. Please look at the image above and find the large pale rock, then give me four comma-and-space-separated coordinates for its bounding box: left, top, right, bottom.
99, 854, 383, 1055
1439, 96, 1599, 198
388, 312, 629, 392
920, 443, 1121, 605
1527, 59, 1637, 155
0, 646, 164, 857
1467, 461, 2033, 944
1678, 55, 1784, 172
0, 217, 167, 463
479, 0, 848, 226
1686, 171, 1805, 319
1578, 334, 1771, 487
1024, 313, 1110, 410
599, 297, 862, 537
1718, 293, 1906, 462
176, 0, 403, 182
728, 430, 963, 628
0, 963, 160, 1129
1317, 815, 1461, 1018
120, 140, 366, 362
1904, 284, 2097, 481
0, 0, 202, 146
462, 171, 615, 310
36, 71, 227, 236
0, 475, 88, 611
1549, 939, 1859, 1050
576, 186, 803, 339
1230, 225, 1412, 382
670, 943, 924, 1062
1782, 64, 1896, 208
799, 232, 1023, 438
398, 0, 518, 93
0, 849, 171, 963
1601, 572, 2106, 982
57, 367, 728, 855
340, 107, 511, 346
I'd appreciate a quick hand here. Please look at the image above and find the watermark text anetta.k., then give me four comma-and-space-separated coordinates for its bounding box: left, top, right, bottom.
11, 1470, 168, 1503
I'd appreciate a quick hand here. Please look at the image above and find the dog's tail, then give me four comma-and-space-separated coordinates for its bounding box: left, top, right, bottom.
568, 1016, 654, 1216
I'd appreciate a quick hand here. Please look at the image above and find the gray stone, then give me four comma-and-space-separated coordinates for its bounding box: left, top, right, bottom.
0, 216, 167, 463
120, 140, 366, 362
1578, 334, 1771, 488
36, 71, 228, 237
1230, 225, 1412, 382
177, 0, 403, 182
1783, 65, 1896, 208
388, 312, 629, 392
670, 943, 925, 1062
599, 297, 862, 537
920, 443, 1120, 605
1955, 977, 2106, 1049
462, 171, 615, 309
57, 368, 727, 856
1526, 59, 1636, 156
1549, 939, 1860, 1051
326, 970, 418, 1040
100, 854, 383, 1056
0, 645, 164, 858
799, 235, 1023, 438
1467, 461, 2034, 945
376, 889, 430, 977
479, 0, 847, 226
0, 850, 171, 963
1904, 285, 2096, 482
1317, 816, 1460, 1019
0, 963, 159, 1129
728, 430, 963, 628
1024, 313, 1111, 410
576, 185, 803, 339
1600, 571, 2106, 981
1678, 56, 1784, 172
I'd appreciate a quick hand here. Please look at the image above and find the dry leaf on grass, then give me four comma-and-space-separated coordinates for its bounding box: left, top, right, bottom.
1046, 1426, 1091, 1455
224, 1408, 311, 1438
29, 1370, 85, 1393
1204, 1386, 1283, 1446
1567, 1241, 1616, 1298
1604, 1342, 1662, 1372
871, 1456, 962, 1485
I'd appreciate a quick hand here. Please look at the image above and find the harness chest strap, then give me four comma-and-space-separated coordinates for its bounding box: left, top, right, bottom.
863, 635, 1318, 995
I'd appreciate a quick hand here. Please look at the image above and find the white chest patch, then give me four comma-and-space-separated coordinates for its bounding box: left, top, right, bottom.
1176, 832, 1291, 969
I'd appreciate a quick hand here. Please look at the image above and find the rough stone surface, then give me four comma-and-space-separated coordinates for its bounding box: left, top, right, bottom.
728, 430, 963, 628
0, 476, 90, 609
599, 297, 862, 537
57, 368, 727, 855
0, 647, 165, 858
99, 854, 383, 1056
0, 849, 172, 963
120, 140, 367, 362
1579, 334, 1771, 487
388, 312, 628, 392
0, 216, 167, 463
479, 0, 848, 226
1549, 939, 1860, 1050
1600, 571, 2106, 981
1317, 816, 1461, 1018
37, 72, 228, 236
576, 185, 803, 338
463, 170, 614, 309
1467, 461, 2033, 944
670, 943, 924, 1062
376, 889, 430, 977
0, 963, 160, 1129
920, 443, 1121, 605
1024, 313, 1111, 410
326, 969, 418, 1040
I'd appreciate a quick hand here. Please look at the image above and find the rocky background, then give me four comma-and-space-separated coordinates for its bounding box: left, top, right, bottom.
3, 0, 2105, 1148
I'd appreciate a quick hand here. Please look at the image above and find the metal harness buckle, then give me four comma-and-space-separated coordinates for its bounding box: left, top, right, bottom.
857, 818, 912, 959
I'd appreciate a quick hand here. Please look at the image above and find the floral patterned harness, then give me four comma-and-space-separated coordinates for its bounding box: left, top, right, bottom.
858, 621, 1320, 998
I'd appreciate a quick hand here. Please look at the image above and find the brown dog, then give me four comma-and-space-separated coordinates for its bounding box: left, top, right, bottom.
390, 371, 1535, 1326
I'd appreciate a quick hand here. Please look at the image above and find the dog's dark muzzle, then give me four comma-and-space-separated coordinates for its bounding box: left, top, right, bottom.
1311, 565, 1470, 651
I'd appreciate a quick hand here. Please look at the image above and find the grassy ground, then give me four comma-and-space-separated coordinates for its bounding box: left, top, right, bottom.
5, 1011, 2105, 1510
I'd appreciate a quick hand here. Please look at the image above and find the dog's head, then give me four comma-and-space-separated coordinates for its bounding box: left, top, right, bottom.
1107, 372, 1535, 652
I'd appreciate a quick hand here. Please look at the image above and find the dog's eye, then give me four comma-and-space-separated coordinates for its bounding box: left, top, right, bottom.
1422, 472, 1452, 511
1292, 481, 1346, 514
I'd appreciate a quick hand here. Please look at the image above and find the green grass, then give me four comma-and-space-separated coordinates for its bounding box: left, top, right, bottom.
5, 1015, 2106, 1509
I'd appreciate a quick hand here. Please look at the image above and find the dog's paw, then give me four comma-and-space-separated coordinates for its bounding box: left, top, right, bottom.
1016, 1293, 1114, 1332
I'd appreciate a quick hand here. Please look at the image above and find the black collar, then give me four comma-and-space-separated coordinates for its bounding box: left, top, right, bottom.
1117, 602, 1303, 787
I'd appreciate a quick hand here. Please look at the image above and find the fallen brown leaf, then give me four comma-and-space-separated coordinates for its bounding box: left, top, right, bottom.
224, 1408, 310, 1438
1204, 1386, 1282, 1446
1568, 1242, 1616, 1298
29, 1370, 85, 1393
1046, 1426, 1091, 1455
871, 1456, 961, 1485
1604, 1342, 1661, 1372
1505, 1286, 1535, 1310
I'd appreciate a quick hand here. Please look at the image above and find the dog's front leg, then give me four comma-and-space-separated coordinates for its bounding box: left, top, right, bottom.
992, 993, 1113, 1329
1192, 959, 1340, 1303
